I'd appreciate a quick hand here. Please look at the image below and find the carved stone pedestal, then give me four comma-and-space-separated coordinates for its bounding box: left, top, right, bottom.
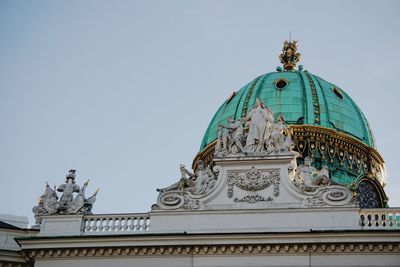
39, 215, 84, 236
150, 155, 360, 233
207, 156, 299, 209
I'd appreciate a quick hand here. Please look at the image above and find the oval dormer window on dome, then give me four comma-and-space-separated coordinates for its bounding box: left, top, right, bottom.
274, 78, 289, 90
332, 86, 344, 100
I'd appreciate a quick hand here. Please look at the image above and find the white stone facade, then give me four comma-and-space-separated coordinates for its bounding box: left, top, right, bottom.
14, 154, 400, 267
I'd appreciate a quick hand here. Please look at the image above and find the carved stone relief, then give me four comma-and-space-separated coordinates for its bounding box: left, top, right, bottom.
234, 194, 273, 204
302, 185, 355, 206
227, 167, 280, 203
157, 192, 200, 210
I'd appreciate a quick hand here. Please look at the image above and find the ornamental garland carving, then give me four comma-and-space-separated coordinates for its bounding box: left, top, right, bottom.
234, 194, 273, 204
302, 185, 357, 207
193, 124, 385, 189
227, 167, 280, 203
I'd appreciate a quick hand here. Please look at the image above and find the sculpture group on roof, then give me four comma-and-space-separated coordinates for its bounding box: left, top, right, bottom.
32, 169, 98, 226
155, 160, 218, 210
215, 98, 294, 158
157, 160, 217, 196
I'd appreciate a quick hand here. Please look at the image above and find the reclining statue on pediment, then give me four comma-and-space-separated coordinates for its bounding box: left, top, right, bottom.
157, 161, 216, 195
292, 157, 356, 207
293, 157, 332, 192
155, 161, 217, 210
157, 164, 195, 193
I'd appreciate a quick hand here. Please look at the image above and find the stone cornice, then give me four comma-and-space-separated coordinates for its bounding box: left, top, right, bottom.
22, 241, 400, 260
18, 231, 400, 259
0, 249, 28, 262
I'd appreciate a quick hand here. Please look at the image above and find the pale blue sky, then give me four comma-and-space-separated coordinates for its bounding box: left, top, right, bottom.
1, 0, 399, 224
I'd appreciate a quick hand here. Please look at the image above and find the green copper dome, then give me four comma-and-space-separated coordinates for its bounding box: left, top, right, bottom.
200, 70, 375, 151
194, 40, 387, 208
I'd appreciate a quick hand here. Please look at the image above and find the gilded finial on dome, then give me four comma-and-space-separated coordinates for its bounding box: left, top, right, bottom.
279, 40, 301, 71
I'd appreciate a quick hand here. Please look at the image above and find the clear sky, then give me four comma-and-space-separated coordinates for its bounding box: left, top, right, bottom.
1, 0, 399, 224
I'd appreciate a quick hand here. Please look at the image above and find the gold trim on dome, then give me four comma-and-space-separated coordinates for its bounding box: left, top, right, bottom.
304, 72, 321, 124
193, 140, 216, 170
241, 76, 262, 119
193, 125, 385, 185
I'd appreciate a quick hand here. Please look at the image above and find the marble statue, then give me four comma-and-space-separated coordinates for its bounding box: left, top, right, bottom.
67, 180, 99, 214
216, 117, 245, 156
156, 161, 217, 210
215, 126, 229, 156
191, 160, 217, 195
268, 115, 294, 155
79, 183, 99, 214
243, 98, 274, 154
157, 164, 194, 193
289, 157, 356, 207
32, 183, 59, 225
294, 157, 332, 191
32, 170, 99, 226
157, 162, 216, 195
57, 170, 80, 211
215, 99, 295, 158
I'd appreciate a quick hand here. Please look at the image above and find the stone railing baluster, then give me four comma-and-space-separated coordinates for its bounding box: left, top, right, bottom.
83, 213, 150, 235
359, 208, 400, 229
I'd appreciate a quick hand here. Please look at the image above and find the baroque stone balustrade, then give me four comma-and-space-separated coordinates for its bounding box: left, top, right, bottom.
360, 208, 400, 229
44, 208, 400, 236
83, 213, 150, 235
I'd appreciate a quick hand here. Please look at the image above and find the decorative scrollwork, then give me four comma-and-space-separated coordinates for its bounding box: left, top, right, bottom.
326, 191, 346, 201
157, 191, 185, 210
303, 186, 353, 207
157, 191, 200, 210
183, 198, 200, 210
160, 193, 185, 207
